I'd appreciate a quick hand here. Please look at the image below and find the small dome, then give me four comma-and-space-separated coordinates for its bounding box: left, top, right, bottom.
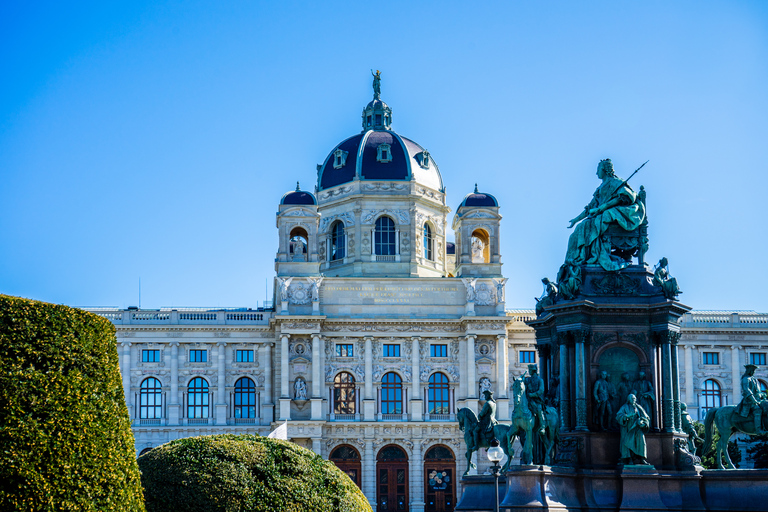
459, 184, 498, 208
446, 242, 456, 255
281, 182, 317, 205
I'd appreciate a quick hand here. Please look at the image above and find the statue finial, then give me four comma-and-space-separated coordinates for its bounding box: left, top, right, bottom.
474, 183, 479, 193
371, 69, 382, 100
296, 181, 300, 191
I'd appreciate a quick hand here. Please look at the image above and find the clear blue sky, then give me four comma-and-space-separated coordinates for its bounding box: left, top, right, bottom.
1, 1, 767, 312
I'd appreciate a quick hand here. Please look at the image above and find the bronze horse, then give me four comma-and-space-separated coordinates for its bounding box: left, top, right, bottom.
457, 407, 515, 475
703, 401, 768, 469
509, 377, 559, 465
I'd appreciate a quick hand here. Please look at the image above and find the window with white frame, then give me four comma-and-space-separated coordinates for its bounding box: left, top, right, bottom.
236, 350, 254, 363
380, 372, 402, 414
374, 216, 396, 256
423, 223, 433, 261
331, 221, 346, 261
142, 349, 160, 362
140, 377, 163, 419
701, 379, 721, 415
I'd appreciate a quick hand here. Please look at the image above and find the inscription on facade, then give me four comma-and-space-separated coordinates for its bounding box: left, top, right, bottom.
323, 284, 462, 305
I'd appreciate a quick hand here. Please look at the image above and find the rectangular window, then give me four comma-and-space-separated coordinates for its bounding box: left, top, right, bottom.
383, 344, 400, 358
751, 353, 767, 366
336, 344, 354, 357
703, 352, 719, 365
142, 349, 160, 362
520, 351, 536, 364
236, 350, 254, 363
430, 344, 447, 358
190, 349, 208, 363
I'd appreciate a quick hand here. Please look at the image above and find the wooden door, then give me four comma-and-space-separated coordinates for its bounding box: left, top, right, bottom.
424, 445, 456, 512
329, 445, 362, 489
377, 445, 409, 511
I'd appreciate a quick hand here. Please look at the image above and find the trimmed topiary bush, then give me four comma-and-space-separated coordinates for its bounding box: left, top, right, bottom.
0, 295, 144, 512
138, 434, 372, 512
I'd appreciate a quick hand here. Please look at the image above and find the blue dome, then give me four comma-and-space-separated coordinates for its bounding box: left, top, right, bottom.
459, 185, 498, 208
318, 130, 443, 192
281, 183, 317, 205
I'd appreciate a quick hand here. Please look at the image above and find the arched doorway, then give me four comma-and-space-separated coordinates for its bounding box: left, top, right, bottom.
424, 445, 456, 512
329, 444, 361, 489
377, 444, 408, 511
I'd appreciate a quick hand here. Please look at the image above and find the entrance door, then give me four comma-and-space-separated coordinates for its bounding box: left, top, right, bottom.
377, 445, 409, 511
329, 444, 362, 489
424, 445, 456, 512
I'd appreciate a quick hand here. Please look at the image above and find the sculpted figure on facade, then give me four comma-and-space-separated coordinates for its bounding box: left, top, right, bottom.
565, 159, 646, 271
593, 371, 613, 431
680, 402, 701, 453
616, 394, 650, 465
535, 278, 557, 316
653, 257, 682, 300
462, 278, 478, 302
615, 372, 633, 413
308, 276, 325, 302
493, 278, 507, 303
479, 377, 492, 396
737, 364, 767, 434
294, 377, 308, 400
525, 364, 546, 435
277, 277, 293, 302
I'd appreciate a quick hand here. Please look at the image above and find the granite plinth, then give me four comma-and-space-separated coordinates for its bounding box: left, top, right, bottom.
455, 475, 507, 512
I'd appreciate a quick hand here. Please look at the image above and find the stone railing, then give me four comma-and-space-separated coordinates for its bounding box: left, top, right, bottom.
85, 307, 272, 325
680, 311, 768, 328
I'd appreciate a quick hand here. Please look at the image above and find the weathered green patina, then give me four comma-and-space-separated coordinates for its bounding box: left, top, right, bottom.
616, 394, 651, 465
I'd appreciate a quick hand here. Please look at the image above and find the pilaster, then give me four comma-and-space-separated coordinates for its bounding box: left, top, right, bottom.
410, 337, 423, 421
169, 342, 180, 425
363, 336, 376, 421
311, 334, 323, 420
215, 342, 227, 425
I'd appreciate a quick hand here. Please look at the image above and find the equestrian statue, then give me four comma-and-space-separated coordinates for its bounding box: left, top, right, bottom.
457, 390, 515, 475
509, 366, 560, 465
703, 363, 768, 469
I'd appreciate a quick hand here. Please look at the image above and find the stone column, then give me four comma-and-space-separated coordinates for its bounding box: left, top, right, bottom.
215, 342, 227, 425
466, 335, 477, 413
574, 331, 588, 430
312, 438, 322, 457
311, 334, 323, 420
558, 334, 570, 430
363, 336, 375, 421
683, 344, 695, 417
169, 342, 180, 425
279, 334, 291, 420
671, 336, 681, 432
731, 346, 742, 403
364, 439, 376, 508
496, 334, 509, 419
661, 333, 674, 432
411, 441, 425, 512
262, 343, 274, 425
411, 337, 423, 421
121, 342, 132, 420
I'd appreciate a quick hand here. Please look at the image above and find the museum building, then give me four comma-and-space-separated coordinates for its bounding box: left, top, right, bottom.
86, 78, 768, 511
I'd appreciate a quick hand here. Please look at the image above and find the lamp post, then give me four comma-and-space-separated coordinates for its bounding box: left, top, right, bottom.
487, 438, 504, 512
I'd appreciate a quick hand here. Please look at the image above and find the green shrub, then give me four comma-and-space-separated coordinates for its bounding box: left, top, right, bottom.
138, 434, 371, 512
0, 295, 144, 512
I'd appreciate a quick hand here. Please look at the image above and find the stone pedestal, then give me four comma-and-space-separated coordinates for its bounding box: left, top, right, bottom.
455, 475, 506, 512
619, 465, 667, 512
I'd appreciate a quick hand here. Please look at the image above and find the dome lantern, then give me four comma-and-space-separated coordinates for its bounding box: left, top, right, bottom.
361, 70, 392, 132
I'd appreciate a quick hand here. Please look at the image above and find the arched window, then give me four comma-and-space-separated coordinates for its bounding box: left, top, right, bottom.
139, 447, 154, 456
423, 223, 433, 261
234, 377, 256, 419
289, 227, 308, 262
470, 229, 490, 263
140, 377, 162, 419
188, 377, 209, 419
428, 373, 450, 416
381, 372, 402, 414
759, 380, 768, 394
375, 216, 396, 256
334, 372, 356, 415
331, 221, 346, 261
701, 379, 721, 414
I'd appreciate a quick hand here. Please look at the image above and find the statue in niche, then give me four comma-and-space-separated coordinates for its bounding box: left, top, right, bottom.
565, 159, 646, 271
680, 403, 701, 454
616, 394, 650, 465
633, 371, 655, 425
556, 259, 582, 300
308, 276, 325, 302
534, 278, 557, 316
462, 278, 477, 302
479, 377, 492, 396
593, 371, 614, 431
652, 257, 682, 299
294, 378, 308, 400
615, 372, 634, 413
525, 364, 547, 435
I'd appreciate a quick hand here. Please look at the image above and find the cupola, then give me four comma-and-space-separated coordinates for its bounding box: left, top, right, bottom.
361, 70, 392, 131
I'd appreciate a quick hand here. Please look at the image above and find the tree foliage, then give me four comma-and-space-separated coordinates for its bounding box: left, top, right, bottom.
138, 434, 371, 512
746, 433, 768, 468
0, 295, 145, 511
694, 420, 742, 469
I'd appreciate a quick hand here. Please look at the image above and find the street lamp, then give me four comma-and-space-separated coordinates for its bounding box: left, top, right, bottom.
487, 438, 504, 512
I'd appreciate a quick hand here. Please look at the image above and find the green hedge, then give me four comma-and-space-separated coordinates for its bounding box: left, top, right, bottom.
138, 434, 371, 512
0, 295, 144, 512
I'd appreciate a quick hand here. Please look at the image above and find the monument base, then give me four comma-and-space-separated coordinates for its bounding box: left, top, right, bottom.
456, 466, 768, 511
